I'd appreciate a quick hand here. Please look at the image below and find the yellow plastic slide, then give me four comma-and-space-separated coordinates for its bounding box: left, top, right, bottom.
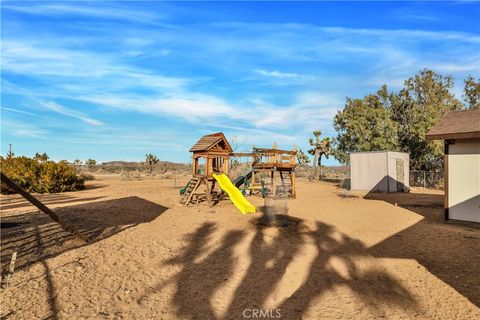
212, 173, 256, 215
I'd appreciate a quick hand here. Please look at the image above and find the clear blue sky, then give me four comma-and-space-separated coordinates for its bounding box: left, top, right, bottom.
1, 1, 479, 164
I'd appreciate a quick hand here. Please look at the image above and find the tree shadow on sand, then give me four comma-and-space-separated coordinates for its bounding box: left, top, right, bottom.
140, 219, 418, 319
365, 191, 480, 307
0, 194, 106, 211
1, 196, 169, 320
363, 191, 444, 222
1, 196, 168, 271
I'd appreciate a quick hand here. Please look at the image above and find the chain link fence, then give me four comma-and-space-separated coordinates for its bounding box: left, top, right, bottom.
296, 165, 443, 190
69, 163, 192, 188
74, 164, 444, 190
409, 171, 444, 189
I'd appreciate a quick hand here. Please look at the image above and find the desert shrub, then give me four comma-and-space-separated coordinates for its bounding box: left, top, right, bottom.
120, 170, 131, 180
1, 156, 85, 194
79, 172, 95, 181
162, 172, 175, 179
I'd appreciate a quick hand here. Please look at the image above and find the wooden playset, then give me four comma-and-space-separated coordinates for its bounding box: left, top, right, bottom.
180, 132, 297, 213
179, 132, 232, 206
243, 143, 297, 198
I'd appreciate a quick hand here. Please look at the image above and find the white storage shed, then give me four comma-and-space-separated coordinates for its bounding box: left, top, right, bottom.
350, 151, 409, 192
426, 109, 480, 223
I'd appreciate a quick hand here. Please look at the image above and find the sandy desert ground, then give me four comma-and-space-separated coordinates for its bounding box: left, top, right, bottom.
1, 176, 479, 319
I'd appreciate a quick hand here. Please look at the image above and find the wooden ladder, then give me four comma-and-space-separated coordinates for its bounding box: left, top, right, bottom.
180, 177, 201, 205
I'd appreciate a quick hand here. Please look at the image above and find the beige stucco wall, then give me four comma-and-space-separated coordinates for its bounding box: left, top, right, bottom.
448, 138, 480, 223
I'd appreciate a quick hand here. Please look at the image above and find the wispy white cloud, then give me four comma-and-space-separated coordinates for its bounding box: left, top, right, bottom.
207, 123, 296, 143
1, 80, 104, 126
51, 130, 189, 150
255, 69, 309, 79
2, 10, 479, 162
426, 61, 480, 73
318, 26, 480, 44
41, 101, 104, 126
197, 22, 480, 65
10, 18, 476, 135
74, 89, 341, 133
2, 40, 186, 90
124, 37, 155, 47
0, 107, 53, 119
246, 92, 341, 131
2, 2, 162, 24
3, 36, 344, 131
403, 14, 438, 21
1, 119, 49, 138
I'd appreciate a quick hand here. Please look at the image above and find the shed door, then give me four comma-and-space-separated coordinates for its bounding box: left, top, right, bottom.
396, 159, 405, 192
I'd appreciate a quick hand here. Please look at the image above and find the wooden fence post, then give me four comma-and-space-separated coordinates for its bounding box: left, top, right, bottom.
0, 172, 88, 243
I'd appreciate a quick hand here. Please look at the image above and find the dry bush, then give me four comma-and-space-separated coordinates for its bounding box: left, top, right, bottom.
79, 173, 95, 181
1, 156, 85, 194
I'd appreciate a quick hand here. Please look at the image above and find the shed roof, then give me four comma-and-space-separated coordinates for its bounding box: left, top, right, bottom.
426, 109, 480, 140
189, 132, 232, 153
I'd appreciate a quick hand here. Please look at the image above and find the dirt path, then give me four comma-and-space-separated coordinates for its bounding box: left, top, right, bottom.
1, 177, 479, 319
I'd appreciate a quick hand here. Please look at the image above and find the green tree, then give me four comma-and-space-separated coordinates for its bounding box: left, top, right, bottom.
296, 149, 310, 165
145, 153, 159, 174
333, 70, 463, 171
463, 75, 480, 109
333, 90, 399, 164
391, 69, 462, 170
85, 159, 97, 170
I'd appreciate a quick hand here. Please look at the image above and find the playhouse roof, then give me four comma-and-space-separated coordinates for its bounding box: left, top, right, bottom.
426, 109, 480, 140
190, 132, 232, 153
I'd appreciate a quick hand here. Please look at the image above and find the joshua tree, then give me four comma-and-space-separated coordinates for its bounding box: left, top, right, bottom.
85, 159, 97, 171
73, 159, 83, 172
296, 149, 310, 165
7, 144, 14, 158
145, 153, 159, 174
308, 131, 332, 179
34, 152, 49, 162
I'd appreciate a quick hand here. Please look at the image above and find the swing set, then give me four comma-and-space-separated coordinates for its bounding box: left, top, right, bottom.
179, 133, 297, 213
